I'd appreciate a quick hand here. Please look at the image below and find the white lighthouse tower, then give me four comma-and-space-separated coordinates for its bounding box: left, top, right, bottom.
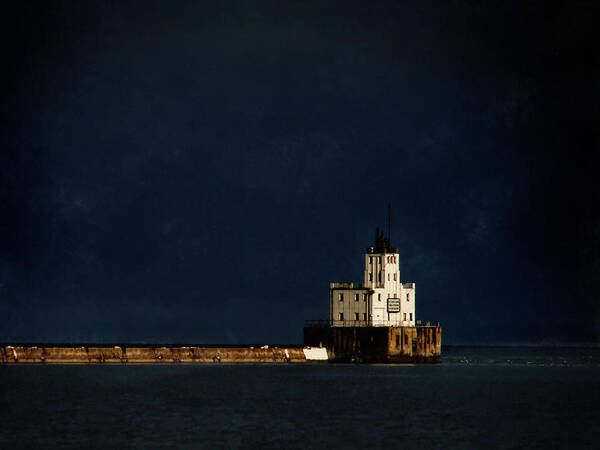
330, 228, 416, 327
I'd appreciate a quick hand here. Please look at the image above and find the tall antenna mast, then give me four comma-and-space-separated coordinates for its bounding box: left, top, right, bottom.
388, 202, 391, 244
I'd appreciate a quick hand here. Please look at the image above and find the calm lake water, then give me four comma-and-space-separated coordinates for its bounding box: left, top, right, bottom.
1, 346, 598, 449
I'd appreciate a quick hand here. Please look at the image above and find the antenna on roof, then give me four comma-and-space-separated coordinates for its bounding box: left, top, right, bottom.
388, 202, 391, 245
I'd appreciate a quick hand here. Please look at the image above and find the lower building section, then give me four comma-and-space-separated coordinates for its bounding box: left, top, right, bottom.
304, 324, 442, 363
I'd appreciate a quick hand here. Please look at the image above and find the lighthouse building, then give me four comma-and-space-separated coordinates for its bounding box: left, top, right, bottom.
330, 229, 415, 327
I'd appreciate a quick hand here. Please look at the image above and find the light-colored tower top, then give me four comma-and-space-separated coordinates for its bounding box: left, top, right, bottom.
364, 227, 400, 290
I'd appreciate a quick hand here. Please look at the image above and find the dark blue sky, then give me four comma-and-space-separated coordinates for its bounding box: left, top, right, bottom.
1, 1, 598, 345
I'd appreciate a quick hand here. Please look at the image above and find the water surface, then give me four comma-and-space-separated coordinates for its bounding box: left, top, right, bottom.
1, 346, 598, 449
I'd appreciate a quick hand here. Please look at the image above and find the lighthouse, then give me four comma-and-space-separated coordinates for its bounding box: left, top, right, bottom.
330, 228, 416, 327
304, 226, 441, 363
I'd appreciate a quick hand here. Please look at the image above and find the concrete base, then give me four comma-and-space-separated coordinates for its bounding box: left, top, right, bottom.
304, 325, 442, 364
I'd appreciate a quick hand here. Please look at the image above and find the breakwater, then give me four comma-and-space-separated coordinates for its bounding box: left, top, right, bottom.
1, 346, 328, 364
2, 325, 443, 364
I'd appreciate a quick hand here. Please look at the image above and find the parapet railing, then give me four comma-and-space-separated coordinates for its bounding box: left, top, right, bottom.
329, 282, 368, 289
305, 320, 441, 328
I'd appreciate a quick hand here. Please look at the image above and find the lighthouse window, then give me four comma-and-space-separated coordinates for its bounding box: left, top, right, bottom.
404, 313, 407, 320
410, 313, 413, 321
339, 313, 343, 321
369, 273, 372, 281
387, 273, 390, 281
355, 313, 359, 320
355, 293, 359, 302
363, 313, 367, 320
394, 273, 397, 281
363, 294, 367, 301
378, 293, 381, 302
369, 256, 373, 264
406, 293, 410, 301
339, 293, 344, 302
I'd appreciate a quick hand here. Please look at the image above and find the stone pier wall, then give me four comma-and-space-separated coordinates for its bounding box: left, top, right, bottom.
0, 346, 309, 364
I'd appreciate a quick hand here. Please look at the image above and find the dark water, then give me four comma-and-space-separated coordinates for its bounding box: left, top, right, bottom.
1, 346, 598, 449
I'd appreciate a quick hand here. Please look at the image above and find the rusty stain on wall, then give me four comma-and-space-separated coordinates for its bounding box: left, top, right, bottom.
304, 325, 442, 363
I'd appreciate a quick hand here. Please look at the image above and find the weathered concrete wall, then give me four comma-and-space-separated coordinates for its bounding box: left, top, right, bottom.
43, 347, 88, 363
124, 347, 156, 362
189, 347, 305, 363
2, 347, 45, 363
1, 346, 308, 364
304, 326, 390, 362
386, 326, 441, 362
304, 325, 442, 363
171, 347, 195, 362
87, 347, 124, 363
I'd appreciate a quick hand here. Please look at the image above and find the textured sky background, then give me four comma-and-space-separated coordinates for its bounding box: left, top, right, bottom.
1, 1, 599, 345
